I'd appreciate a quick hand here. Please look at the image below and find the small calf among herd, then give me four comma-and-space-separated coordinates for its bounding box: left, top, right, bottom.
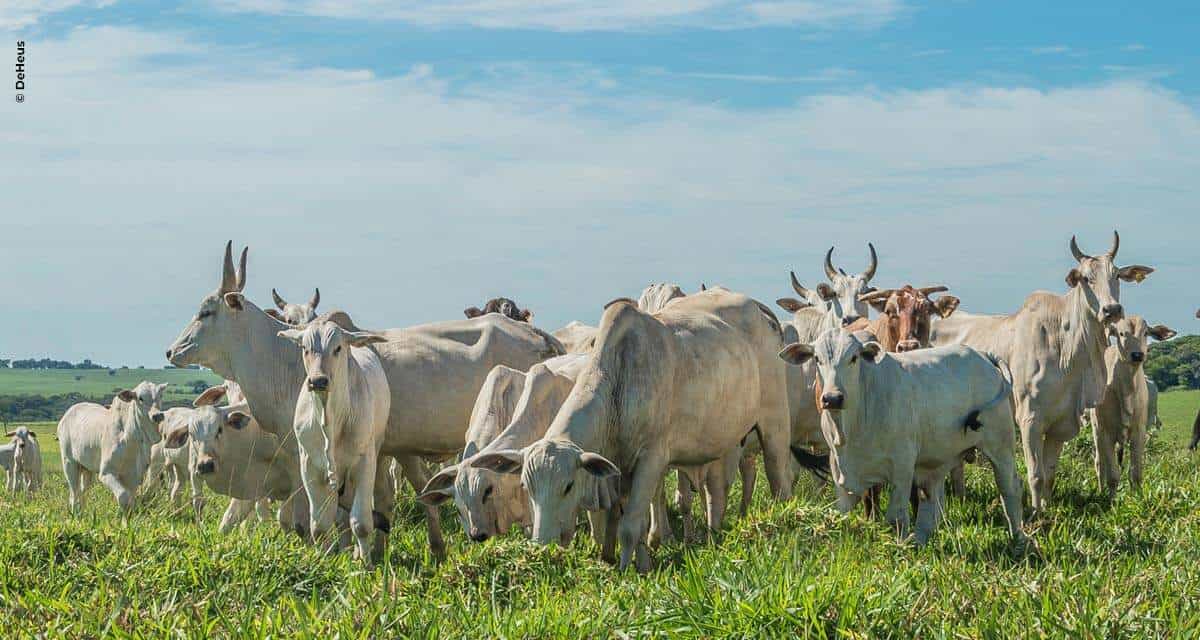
6, 233, 1191, 575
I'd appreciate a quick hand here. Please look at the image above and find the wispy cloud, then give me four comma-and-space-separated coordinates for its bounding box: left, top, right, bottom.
208, 0, 906, 31
912, 49, 948, 57
3, 26, 1198, 364
640, 66, 855, 84
1030, 45, 1070, 55
1122, 43, 1147, 52
1, 0, 114, 29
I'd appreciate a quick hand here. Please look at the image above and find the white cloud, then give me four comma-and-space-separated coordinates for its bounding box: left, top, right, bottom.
208, 0, 905, 31
1030, 45, 1070, 55
1, 0, 114, 30
2, 26, 1198, 365
1122, 43, 1147, 52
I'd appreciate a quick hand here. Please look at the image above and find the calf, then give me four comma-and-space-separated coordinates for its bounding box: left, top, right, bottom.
269, 288, 320, 325
57, 387, 165, 515
5, 427, 42, 493
465, 297, 532, 323
780, 329, 1025, 545
1089, 316, 1175, 497
419, 355, 593, 543
281, 320, 391, 566
145, 408, 198, 509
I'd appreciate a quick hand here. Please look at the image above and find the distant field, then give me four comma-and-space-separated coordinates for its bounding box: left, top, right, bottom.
0, 367, 222, 404
2, 391, 1199, 636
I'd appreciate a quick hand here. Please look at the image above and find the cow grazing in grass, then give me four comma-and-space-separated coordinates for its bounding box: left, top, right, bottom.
931, 232, 1153, 513
465, 297, 532, 323
1089, 316, 1175, 497
5, 427, 41, 493
268, 288, 320, 326
281, 320, 391, 566
57, 387, 165, 515
780, 329, 1025, 545
473, 289, 793, 573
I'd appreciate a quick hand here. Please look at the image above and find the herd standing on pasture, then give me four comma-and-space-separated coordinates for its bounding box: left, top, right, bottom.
6, 234, 1194, 573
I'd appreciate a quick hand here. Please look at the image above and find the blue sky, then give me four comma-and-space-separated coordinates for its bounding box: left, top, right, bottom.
1, 1, 1198, 366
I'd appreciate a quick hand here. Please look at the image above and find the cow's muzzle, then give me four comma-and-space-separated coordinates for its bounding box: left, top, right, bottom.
1130, 351, 1145, 363
196, 459, 216, 475
307, 376, 330, 392
1102, 303, 1124, 322
150, 411, 165, 423
896, 339, 921, 352
821, 393, 845, 410
469, 528, 490, 543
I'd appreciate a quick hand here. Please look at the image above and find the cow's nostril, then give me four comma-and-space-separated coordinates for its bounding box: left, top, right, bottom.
308, 377, 329, 391
821, 393, 844, 410
1130, 352, 1145, 363
1103, 304, 1124, 320
197, 460, 215, 474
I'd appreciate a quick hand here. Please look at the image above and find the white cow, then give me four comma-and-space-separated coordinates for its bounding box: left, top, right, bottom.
5, 426, 41, 493
473, 289, 794, 572
281, 320, 391, 566
1089, 316, 1175, 497
57, 387, 164, 515
777, 244, 879, 344
268, 287, 320, 326
552, 321, 599, 354
780, 329, 1025, 545
419, 354, 590, 542
144, 408, 199, 510
931, 232, 1153, 512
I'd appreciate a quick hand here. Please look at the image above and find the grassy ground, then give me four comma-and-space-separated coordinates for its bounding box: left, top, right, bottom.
0, 367, 222, 404
1, 392, 1198, 637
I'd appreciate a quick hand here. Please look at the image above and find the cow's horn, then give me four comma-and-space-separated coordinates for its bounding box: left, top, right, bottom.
824, 247, 838, 281
1107, 230, 1119, 259
310, 287, 320, 309
235, 247, 248, 292
858, 289, 894, 303
790, 271, 809, 297
862, 243, 878, 282
220, 241, 237, 292
272, 288, 287, 310
1069, 235, 1089, 262
917, 286, 949, 296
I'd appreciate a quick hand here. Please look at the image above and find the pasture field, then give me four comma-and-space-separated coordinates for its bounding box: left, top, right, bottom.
1, 392, 1198, 637
0, 368, 222, 404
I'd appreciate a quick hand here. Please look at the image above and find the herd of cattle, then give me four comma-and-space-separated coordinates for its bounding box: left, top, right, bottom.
3, 233, 1196, 573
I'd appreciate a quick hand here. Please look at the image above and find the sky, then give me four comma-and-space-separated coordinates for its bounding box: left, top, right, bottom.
1, 1, 1198, 367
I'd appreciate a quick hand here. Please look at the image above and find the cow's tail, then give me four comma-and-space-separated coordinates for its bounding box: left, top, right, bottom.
790, 446, 831, 482
965, 353, 1014, 432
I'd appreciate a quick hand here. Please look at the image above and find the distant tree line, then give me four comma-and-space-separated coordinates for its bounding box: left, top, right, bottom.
1147, 335, 1200, 391
1, 358, 108, 370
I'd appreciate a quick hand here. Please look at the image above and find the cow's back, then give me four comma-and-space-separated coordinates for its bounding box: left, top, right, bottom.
57, 402, 112, 471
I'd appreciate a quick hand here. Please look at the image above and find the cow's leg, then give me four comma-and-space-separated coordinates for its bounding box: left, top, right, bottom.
674, 471, 693, 542
63, 459, 84, 514
704, 466, 728, 539
1092, 417, 1119, 498
586, 509, 607, 548
98, 472, 133, 517
168, 465, 183, 506
913, 476, 945, 546
738, 453, 757, 516
600, 506, 620, 564
618, 459, 666, 574
397, 455, 444, 559
1041, 437, 1067, 503
978, 432, 1026, 543
949, 461, 966, 498
862, 485, 883, 519
369, 454, 396, 563
758, 417, 795, 501
885, 465, 915, 541
255, 499, 273, 523
649, 479, 675, 547
1129, 420, 1146, 491
1018, 410, 1047, 515
190, 469, 205, 523
219, 499, 257, 533
346, 455, 378, 568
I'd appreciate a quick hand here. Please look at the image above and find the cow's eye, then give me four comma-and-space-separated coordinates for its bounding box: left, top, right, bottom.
217, 426, 222, 436
482, 486, 493, 502
850, 355, 857, 364
563, 481, 574, 496
333, 346, 342, 356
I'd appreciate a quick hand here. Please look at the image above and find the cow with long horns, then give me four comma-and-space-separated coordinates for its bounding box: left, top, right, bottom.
268, 288, 320, 326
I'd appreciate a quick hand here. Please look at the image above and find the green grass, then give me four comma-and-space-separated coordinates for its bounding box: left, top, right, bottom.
2, 393, 1199, 638
0, 367, 222, 404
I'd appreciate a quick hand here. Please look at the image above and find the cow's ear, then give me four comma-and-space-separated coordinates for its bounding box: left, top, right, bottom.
778, 343, 815, 365
265, 309, 286, 322
816, 283, 837, 301
464, 306, 483, 319
117, 389, 136, 402
226, 412, 251, 430
422, 466, 459, 494
470, 449, 524, 475
521, 309, 533, 322
416, 488, 453, 506
579, 452, 621, 479
934, 295, 961, 318
156, 382, 169, 396
193, 386, 228, 407
1065, 268, 1084, 288
1148, 324, 1176, 341
223, 292, 245, 311
860, 342, 883, 363
344, 331, 388, 348
776, 298, 808, 313
164, 427, 189, 449
1118, 265, 1154, 283
277, 328, 304, 345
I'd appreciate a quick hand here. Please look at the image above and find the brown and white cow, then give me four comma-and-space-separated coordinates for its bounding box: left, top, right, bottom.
465, 297, 533, 323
